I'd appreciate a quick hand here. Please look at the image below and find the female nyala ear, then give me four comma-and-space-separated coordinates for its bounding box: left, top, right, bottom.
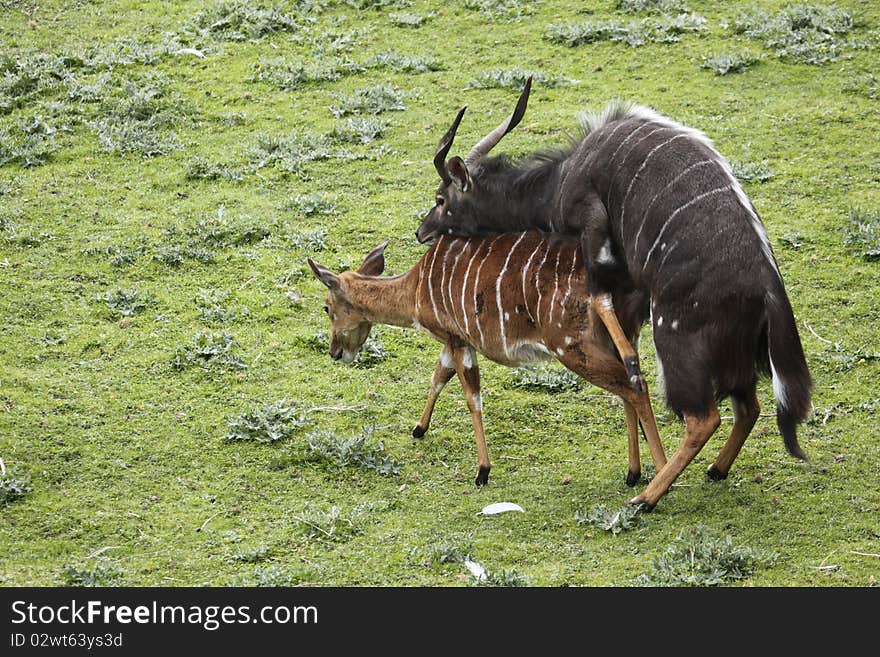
357, 240, 389, 277
446, 156, 472, 192
307, 258, 340, 290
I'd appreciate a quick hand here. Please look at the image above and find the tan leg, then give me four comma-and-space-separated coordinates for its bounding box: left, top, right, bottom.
557, 344, 667, 478
629, 404, 722, 510
412, 356, 456, 439
593, 293, 645, 392
450, 345, 491, 486
708, 389, 760, 481
624, 401, 641, 487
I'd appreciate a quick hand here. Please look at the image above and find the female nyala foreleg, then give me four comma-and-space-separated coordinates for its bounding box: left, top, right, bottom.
412, 344, 491, 486
412, 357, 456, 439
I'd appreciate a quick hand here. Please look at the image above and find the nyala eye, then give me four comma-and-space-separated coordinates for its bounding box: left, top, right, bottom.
323, 305, 329, 314
436, 197, 445, 207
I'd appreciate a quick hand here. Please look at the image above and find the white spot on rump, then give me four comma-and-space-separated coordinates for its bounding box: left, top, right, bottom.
504, 311, 510, 321
596, 238, 614, 265
657, 316, 663, 327
671, 319, 679, 330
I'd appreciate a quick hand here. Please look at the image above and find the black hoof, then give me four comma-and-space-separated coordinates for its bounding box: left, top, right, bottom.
627, 497, 655, 513
475, 466, 490, 487
626, 470, 641, 487
412, 425, 426, 439
707, 464, 728, 481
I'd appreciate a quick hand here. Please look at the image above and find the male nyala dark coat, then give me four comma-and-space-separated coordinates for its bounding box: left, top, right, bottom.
416, 80, 812, 509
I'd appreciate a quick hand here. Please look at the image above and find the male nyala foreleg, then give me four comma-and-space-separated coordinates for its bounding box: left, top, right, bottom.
557, 345, 666, 484
413, 357, 456, 438
629, 404, 721, 511
579, 226, 645, 392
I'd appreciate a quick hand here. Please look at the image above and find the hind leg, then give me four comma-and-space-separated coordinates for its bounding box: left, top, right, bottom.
707, 388, 760, 481
624, 401, 641, 486
629, 405, 722, 510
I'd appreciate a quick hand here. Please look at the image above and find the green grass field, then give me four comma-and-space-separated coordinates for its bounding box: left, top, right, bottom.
1, 0, 878, 586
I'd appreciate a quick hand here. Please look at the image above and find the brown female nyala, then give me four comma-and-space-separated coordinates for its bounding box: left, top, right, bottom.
308, 232, 667, 495
416, 78, 812, 509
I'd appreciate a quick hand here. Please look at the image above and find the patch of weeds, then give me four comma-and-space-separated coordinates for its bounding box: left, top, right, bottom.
66, 72, 113, 103
221, 111, 249, 126
615, 0, 686, 14
546, 13, 707, 48
366, 51, 443, 73
575, 504, 642, 535
352, 334, 389, 368
779, 232, 804, 249
730, 159, 773, 182
466, 67, 576, 90
506, 365, 582, 392
41, 330, 67, 346
76, 36, 184, 69
292, 504, 366, 542
251, 56, 364, 91
248, 131, 364, 174
330, 85, 405, 117
636, 527, 777, 586
389, 12, 432, 28
842, 73, 879, 100
82, 243, 146, 266
153, 244, 215, 267
229, 545, 270, 563
90, 73, 188, 157
0, 466, 31, 506
844, 207, 880, 260
231, 565, 299, 586
60, 560, 123, 586
289, 228, 329, 251
417, 540, 476, 569
183, 0, 302, 42
97, 288, 154, 319
293, 331, 329, 353
186, 158, 244, 182
0, 52, 71, 115
195, 289, 243, 324
330, 117, 386, 144
347, 0, 412, 9
0, 116, 60, 167
171, 331, 247, 371
732, 4, 864, 65
224, 398, 309, 443
701, 51, 763, 75
292, 428, 402, 475
474, 567, 528, 587
464, 0, 532, 22
188, 206, 270, 248
288, 193, 337, 216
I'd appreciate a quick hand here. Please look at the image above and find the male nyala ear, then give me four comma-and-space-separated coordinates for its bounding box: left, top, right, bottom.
446, 156, 472, 192
357, 239, 389, 277
307, 258, 340, 290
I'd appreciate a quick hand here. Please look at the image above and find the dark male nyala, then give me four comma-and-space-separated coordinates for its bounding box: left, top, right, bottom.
417, 80, 812, 509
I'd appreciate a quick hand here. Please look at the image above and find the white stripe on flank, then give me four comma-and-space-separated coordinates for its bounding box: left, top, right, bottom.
496, 232, 529, 355
445, 239, 467, 336
620, 133, 689, 232
558, 244, 579, 322
534, 242, 553, 327
460, 240, 484, 339
472, 235, 503, 348
716, 157, 783, 280
608, 121, 653, 166
426, 236, 445, 327
643, 186, 731, 272
438, 238, 457, 328
520, 240, 544, 323
547, 248, 563, 326
415, 255, 426, 317
633, 159, 718, 252
601, 119, 633, 148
